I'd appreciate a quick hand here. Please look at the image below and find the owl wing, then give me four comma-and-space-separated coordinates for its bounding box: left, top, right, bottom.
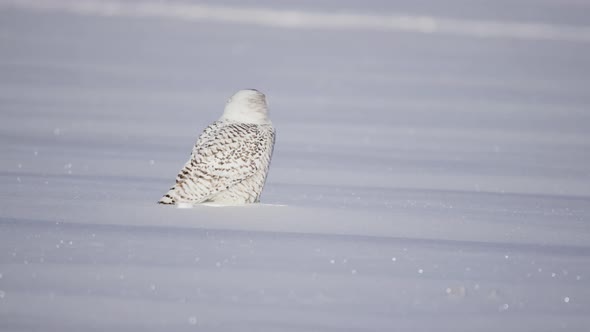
159, 121, 272, 204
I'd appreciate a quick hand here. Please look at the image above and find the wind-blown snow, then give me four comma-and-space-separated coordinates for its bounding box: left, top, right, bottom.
3, 0, 590, 41
1, 0, 590, 331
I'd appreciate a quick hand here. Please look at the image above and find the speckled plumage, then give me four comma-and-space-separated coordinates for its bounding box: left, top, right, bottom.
158, 89, 275, 206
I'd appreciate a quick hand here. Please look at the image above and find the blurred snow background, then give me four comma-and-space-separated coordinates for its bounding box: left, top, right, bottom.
1, 0, 589, 331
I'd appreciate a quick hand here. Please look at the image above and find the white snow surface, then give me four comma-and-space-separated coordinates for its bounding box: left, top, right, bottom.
1, 1, 590, 331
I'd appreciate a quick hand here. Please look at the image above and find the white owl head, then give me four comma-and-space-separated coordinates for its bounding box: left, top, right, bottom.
221, 89, 270, 124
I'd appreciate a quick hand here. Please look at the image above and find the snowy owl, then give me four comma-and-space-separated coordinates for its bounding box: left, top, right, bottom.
158, 89, 275, 206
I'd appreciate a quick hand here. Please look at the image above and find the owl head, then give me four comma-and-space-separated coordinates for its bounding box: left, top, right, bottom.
221, 89, 270, 124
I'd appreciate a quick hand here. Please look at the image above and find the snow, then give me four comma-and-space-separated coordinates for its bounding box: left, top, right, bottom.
1, 0, 590, 331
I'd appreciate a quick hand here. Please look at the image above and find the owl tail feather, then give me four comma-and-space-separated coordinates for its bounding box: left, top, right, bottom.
158, 197, 175, 204
158, 189, 177, 205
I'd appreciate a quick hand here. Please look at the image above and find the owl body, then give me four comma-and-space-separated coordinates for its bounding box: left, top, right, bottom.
159, 90, 275, 206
